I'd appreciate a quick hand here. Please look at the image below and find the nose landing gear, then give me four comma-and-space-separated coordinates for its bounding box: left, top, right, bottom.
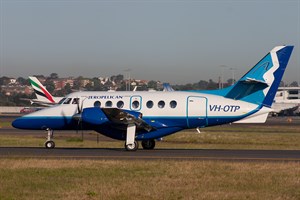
45, 128, 55, 149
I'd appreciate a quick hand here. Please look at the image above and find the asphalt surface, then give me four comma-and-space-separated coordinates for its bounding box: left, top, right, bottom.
0, 147, 300, 161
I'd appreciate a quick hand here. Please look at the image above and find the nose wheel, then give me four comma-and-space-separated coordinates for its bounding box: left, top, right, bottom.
125, 140, 139, 151
124, 124, 138, 151
45, 128, 55, 149
45, 140, 55, 149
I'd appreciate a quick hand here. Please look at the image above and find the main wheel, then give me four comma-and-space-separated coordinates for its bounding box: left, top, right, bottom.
125, 141, 139, 151
45, 141, 55, 149
141, 139, 155, 150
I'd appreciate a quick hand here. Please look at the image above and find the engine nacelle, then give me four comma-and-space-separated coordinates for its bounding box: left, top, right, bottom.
81, 107, 109, 125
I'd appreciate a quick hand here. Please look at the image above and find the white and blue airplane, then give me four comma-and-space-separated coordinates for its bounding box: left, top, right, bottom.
12, 46, 294, 151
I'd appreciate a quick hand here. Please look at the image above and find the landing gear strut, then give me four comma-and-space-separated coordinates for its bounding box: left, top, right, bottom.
141, 139, 155, 150
45, 128, 55, 149
125, 124, 138, 151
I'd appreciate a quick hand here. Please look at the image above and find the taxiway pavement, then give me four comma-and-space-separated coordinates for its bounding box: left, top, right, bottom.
1, 147, 300, 161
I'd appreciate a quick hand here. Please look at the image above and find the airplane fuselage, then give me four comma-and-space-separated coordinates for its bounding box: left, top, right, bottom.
13, 90, 267, 140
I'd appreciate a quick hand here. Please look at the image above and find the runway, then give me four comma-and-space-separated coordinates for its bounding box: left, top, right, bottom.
1, 147, 300, 161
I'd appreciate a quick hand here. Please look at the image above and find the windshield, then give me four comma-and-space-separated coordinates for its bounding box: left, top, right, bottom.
58, 98, 66, 104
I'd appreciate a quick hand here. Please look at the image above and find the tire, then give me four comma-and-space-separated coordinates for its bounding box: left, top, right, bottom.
141, 139, 155, 150
125, 141, 138, 151
45, 141, 55, 149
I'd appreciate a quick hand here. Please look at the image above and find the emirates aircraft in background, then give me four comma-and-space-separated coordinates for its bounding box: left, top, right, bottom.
24, 76, 63, 106
13, 46, 294, 151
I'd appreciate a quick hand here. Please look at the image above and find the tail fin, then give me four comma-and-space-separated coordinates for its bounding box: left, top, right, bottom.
29, 76, 55, 103
163, 83, 175, 92
225, 46, 293, 107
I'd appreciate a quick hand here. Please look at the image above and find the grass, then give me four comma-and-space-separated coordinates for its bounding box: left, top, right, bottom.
161, 124, 300, 150
0, 159, 299, 200
1, 119, 300, 199
0, 121, 11, 128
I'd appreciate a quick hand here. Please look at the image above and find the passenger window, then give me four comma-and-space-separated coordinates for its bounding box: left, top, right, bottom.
158, 100, 165, 108
94, 101, 101, 107
105, 101, 112, 107
117, 101, 124, 108
132, 101, 139, 109
72, 98, 79, 104
146, 100, 154, 108
170, 100, 177, 108
63, 98, 72, 104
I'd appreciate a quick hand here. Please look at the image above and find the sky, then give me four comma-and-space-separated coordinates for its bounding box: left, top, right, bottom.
0, 0, 299, 84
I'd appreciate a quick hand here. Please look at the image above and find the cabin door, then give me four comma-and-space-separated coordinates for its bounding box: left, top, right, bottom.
186, 96, 207, 128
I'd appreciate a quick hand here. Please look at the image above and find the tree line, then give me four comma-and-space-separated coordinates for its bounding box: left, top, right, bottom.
0, 73, 298, 106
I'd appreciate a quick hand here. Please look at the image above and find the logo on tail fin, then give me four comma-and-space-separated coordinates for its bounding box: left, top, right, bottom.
29, 77, 55, 103
225, 46, 293, 107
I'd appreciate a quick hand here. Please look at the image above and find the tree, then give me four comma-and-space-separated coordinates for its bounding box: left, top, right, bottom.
111, 74, 124, 83
45, 81, 55, 93
147, 80, 158, 90
50, 73, 59, 79
92, 78, 102, 91
197, 80, 208, 90
64, 83, 72, 94
85, 82, 94, 91
207, 79, 218, 90
17, 77, 28, 85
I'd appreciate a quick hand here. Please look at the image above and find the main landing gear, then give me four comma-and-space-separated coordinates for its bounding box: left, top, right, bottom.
141, 139, 155, 150
124, 139, 156, 151
45, 128, 55, 149
124, 123, 157, 151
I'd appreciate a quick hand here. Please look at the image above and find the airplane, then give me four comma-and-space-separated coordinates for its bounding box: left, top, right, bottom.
12, 46, 294, 151
27, 76, 64, 106
162, 83, 175, 92
21, 76, 63, 106
271, 89, 300, 115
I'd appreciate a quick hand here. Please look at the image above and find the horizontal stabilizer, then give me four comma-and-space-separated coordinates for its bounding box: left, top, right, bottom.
241, 77, 269, 86
234, 107, 272, 123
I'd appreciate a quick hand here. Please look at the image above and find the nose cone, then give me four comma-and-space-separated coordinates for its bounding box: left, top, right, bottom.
12, 117, 27, 129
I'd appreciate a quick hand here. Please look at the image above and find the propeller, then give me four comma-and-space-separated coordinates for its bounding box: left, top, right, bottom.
73, 97, 86, 141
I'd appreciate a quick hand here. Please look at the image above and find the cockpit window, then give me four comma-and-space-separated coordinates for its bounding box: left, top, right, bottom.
72, 98, 79, 104
63, 98, 72, 104
59, 98, 66, 104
